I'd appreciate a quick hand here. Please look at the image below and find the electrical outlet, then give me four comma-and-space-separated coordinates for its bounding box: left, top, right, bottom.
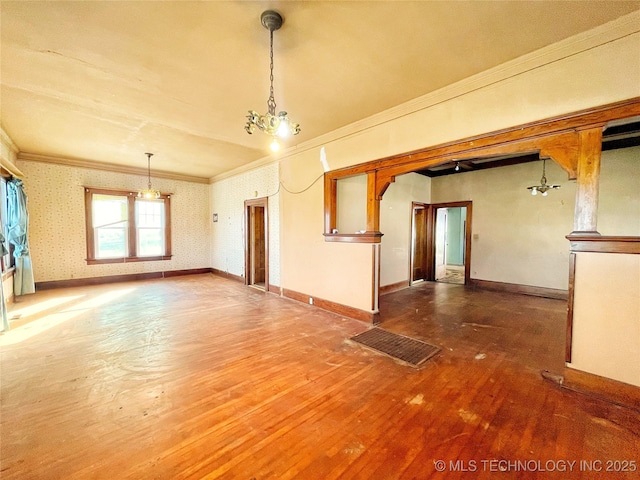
309, 297, 314, 305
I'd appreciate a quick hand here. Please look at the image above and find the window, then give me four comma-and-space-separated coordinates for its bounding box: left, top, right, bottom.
0, 177, 14, 272
85, 188, 171, 264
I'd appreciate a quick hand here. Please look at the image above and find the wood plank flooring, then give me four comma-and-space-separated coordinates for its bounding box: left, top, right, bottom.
1, 274, 638, 479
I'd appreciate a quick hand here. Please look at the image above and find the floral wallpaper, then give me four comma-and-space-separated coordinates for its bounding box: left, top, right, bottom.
210, 163, 280, 287
17, 160, 211, 282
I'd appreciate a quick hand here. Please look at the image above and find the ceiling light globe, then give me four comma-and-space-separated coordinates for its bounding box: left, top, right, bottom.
276, 119, 291, 138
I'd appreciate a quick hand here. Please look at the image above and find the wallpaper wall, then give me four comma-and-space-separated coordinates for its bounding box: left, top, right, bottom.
210, 163, 280, 287
17, 160, 211, 282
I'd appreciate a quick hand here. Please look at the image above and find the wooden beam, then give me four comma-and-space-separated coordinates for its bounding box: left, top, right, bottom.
366, 171, 381, 234
324, 175, 337, 234
566, 234, 640, 254
323, 97, 640, 244
566, 252, 576, 363
572, 128, 604, 234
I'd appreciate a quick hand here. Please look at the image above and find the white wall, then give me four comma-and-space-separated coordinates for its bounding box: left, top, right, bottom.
570, 252, 640, 387
17, 161, 211, 282
380, 173, 431, 287
336, 175, 367, 234
276, 21, 639, 311
217, 16, 640, 313
210, 162, 280, 286
431, 160, 575, 290
598, 146, 640, 236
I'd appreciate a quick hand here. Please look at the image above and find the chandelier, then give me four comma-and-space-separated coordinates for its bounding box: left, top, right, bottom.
245, 10, 300, 152
138, 152, 161, 199
527, 159, 560, 196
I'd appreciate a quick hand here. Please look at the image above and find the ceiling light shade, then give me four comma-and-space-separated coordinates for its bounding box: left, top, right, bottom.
245, 10, 300, 148
527, 159, 560, 196
138, 152, 161, 199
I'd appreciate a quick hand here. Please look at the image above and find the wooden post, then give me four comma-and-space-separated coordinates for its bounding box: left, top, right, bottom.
366, 171, 381, 234
324, 175, 337, 234
572, 127, 603, 235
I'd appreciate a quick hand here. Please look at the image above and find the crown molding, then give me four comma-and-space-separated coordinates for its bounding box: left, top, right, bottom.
0, 126, 24, 177
0, 127, 20, 154
209, 153, 280, 184
211, 10, 640, 183
17, 152, 210, 184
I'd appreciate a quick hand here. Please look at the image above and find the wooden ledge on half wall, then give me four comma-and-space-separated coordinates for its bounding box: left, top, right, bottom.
542, 368, 640, 414
323, 231, 384, 243
566, 234, 640, 254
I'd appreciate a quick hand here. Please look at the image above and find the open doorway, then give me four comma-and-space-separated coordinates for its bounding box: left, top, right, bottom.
434, 206, 467, 284
244, 198, 268, 290
411, 201, 472, 285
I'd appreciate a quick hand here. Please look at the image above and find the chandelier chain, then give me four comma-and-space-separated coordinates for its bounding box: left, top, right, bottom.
244, 10, 300, 144
147, 153, 153, 189
267, 28, 276, 115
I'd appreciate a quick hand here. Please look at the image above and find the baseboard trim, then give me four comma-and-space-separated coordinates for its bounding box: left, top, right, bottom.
380, 280, 410, 296
164, 268, 211, 278
282, 288, 378, 324
210, 268, 244, 283
268, 284, 282, 295
542, 367, 640, 413
469, 278, 568, 300
35, 268, 212, 291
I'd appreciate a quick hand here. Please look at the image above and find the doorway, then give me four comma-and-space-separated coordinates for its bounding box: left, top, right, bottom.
244, 198, 268, 290
410, 201, 472, 285
434, 206, 467, 284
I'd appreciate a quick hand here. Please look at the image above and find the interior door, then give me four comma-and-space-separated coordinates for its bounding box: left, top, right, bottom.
411, 205, 427, 282
251, 206, 266, 286
245, 198, 268, 290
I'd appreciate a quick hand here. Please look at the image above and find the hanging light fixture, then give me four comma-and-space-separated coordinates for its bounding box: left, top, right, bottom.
245, 10, 300, 152
527, 159, 560, 196
138, 152, 161, 199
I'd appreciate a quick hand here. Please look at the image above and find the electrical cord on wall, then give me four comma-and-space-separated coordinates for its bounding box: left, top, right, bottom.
266, 172, 324, 198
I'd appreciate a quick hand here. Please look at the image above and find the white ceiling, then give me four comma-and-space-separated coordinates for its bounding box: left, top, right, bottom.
2, 1, 639, 180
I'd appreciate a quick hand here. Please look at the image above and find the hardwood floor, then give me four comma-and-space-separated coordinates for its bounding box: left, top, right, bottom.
1, 274, 638, 479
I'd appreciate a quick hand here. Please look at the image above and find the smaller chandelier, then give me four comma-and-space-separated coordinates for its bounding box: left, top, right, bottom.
527, 159, 560, 196
138, 152, 161, 199
245, 10, 300, 152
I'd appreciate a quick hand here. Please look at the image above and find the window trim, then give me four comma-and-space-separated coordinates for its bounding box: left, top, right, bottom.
84, 187, 172, 265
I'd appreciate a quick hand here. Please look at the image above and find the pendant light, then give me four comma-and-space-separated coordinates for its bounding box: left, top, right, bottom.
137, 152, 161, 199
527, 159, 560, 196
244, 10, 300, 152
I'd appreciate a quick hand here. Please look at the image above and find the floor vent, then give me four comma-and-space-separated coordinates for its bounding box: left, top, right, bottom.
350, 328, 440, 367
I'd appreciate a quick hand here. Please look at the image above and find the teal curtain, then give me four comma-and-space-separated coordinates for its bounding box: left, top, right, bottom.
0, 232, 8, 331
7, 179, 35, 296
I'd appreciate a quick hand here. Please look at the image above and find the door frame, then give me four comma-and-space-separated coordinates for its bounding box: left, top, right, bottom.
244, 197, 268, 290
410, 202, 433, 283
410, 200, 472, 284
